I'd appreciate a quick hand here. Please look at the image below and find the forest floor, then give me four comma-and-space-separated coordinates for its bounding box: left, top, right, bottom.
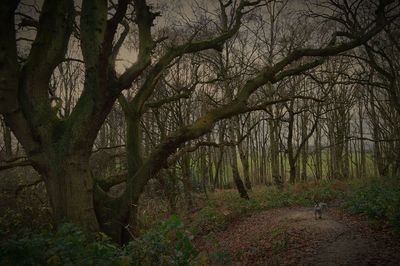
196, 202, 400, 265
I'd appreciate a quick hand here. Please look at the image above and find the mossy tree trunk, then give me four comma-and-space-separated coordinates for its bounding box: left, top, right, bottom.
36, 153, 99, 230
0, 0, 153, 234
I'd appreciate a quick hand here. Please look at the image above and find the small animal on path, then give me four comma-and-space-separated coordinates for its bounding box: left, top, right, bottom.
314, 202, 328, 219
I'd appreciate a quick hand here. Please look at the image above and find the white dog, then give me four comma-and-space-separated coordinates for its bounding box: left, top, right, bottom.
314, 202, 328, 219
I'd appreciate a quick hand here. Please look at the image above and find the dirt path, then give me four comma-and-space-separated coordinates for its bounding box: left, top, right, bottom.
196, 205, 400, 265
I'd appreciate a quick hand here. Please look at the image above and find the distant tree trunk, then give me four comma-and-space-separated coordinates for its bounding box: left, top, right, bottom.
287, 105, 296, 184
269, 107, 282, 187
280, 151, 286, 184
315, 122, 322, 180
201, 148, 209, 198
181, 155, 194, 210
368, 90, 385, 177
343, 116, 350, 179
352, 139, 358, 178
359, 102, 366, 178
238, 142, 251, 190
327, 121, 335, 179
254, 124, 261, 183
228, 123, 249, 199
237, 121, 251, 190
207, 137, 214, 190
213, 148, 224, 190
300, 111, 309, 182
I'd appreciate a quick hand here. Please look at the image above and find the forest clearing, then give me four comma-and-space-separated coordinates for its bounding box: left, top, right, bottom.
1, 0, 400, 265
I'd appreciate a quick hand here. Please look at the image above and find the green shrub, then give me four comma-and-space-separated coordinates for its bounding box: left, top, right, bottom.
126, 215, 198, 266
190, 206, 226, 235
342, 177, 400, 232
0, 223, 122, 265
0, 215, 198, 266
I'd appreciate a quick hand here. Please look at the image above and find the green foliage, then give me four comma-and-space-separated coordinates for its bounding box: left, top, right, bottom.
0, 223, 122, 265
0, 215, 198, 266
126, 214, 198, 266
190, 206, 226, 235
342, 177, 400, 232
0, 207, 34, 235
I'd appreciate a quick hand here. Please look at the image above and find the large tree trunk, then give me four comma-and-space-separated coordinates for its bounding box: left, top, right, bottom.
121, 112, 145, 240
34, 153, 99, 231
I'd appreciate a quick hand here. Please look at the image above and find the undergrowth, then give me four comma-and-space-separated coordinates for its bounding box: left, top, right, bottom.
0, 215, 198, 266
2, 177, 399, 265
192, 178, 400, 236
342, 177, 400, 232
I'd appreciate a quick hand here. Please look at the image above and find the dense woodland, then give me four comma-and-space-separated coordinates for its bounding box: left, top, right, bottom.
1, 0, 400, 264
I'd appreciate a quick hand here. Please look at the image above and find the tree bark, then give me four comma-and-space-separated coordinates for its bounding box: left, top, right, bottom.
300, 111, 309, 182
268, 107, 282, 187
287, 105, 296, 184
228, 123, 249, 199
1, 119, 12, 159
237, 122, 251, 190
315, 123, 322, 180
34, 153, 99, 231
